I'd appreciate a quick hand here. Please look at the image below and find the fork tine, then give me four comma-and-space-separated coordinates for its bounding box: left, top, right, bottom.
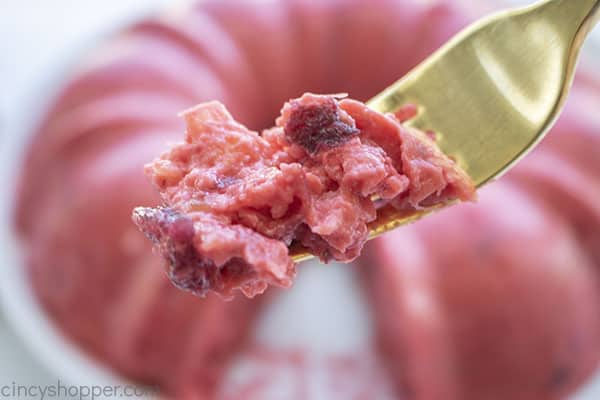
368, 0, 599, 187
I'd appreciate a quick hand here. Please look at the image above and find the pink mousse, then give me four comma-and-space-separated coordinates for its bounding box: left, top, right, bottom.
133, 94, 475, 298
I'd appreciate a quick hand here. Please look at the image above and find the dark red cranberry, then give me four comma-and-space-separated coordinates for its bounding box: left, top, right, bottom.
132, 207, 256, 298
284, 98, 359, 154
132, 207, 215, 296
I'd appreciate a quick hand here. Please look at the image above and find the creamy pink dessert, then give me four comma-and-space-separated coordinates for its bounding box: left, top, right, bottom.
133, 94, 475, 298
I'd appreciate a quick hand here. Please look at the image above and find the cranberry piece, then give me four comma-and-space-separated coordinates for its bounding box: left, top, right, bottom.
132, 207, 216, 296
284, 98, 358, 154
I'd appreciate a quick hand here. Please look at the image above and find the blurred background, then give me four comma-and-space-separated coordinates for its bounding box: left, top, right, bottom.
1, 3, 171, 396
1, 1, 600, 399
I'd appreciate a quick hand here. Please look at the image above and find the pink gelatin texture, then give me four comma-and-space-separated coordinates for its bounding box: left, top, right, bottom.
133, 94, 475, 298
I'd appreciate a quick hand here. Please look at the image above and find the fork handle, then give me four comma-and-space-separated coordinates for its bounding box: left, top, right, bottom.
543, 0, 600, 40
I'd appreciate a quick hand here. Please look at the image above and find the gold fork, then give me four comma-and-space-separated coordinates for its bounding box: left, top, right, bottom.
291, 0, 600, 261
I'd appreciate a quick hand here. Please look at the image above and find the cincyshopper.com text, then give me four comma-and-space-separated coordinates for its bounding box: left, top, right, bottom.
0, 380, 154, 399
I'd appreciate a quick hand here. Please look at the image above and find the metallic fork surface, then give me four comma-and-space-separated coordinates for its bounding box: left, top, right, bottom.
292, 0, 600, 261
